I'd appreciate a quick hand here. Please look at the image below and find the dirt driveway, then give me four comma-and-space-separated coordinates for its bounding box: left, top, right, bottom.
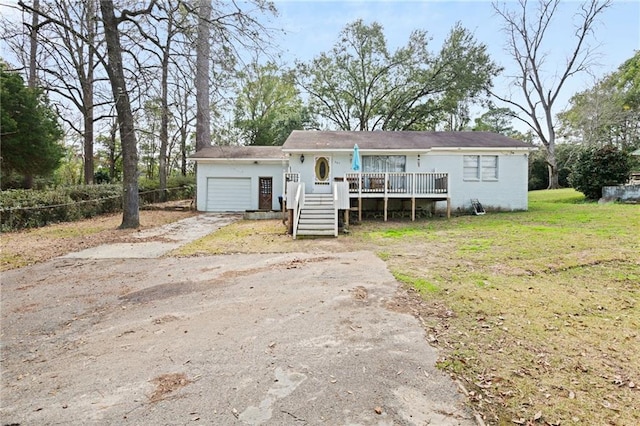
1, 215, 475, 425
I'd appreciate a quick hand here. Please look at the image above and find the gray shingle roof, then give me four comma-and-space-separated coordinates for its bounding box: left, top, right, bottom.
190, 145, 284, 159
282, 130, 532, 150
191, 131, 532, 159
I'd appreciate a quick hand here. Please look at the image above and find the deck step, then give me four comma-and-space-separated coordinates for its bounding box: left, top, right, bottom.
299, 210, 334, 217
302, 205, 334, 210
298, 223, 334, 232
298, 216, 334, 223
299, 217, 333, 223
296, 229, 336, 236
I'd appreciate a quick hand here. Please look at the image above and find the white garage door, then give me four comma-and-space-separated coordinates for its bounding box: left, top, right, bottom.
206, 177, 252, 212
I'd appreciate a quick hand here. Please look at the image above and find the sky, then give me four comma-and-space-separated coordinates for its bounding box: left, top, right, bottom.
270, 0, 640, 126
1, 0, 638, 130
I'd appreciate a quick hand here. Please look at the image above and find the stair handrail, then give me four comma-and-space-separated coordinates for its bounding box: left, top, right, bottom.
292, 182, 304, 240
333, 183, 339, 237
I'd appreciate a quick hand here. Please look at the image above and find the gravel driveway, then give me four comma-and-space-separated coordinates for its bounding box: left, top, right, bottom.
1, 215, 475, 425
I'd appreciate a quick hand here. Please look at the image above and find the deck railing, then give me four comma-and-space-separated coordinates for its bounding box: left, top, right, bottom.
345, 172, 448, 196
290, 182, 305, 240
283, 172, 300, 205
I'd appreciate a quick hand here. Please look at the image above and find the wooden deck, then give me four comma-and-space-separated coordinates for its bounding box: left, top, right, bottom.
344, 172, 450, 221
285, 172, 451, 233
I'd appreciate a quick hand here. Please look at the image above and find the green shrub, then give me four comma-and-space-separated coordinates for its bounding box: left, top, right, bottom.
139, 175, 195, 204
94, 169, 111, 184
0, 185, 122, 231
64, 184, 122, 218
1, 189, 75, 231
1, 176, 194, 232
569, 145, 631, 200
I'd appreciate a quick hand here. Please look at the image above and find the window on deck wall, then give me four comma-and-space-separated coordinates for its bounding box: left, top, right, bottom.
464, 155, 498, 181
362, 155, 407, 191
362, 155, 406, 173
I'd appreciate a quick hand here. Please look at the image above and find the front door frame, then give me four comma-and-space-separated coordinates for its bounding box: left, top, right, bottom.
313, 156, 332, 193
258, 176, 273, 210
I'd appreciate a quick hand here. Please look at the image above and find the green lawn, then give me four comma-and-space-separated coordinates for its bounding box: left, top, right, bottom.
361, 189, 639, 425
178, 189, 639, 424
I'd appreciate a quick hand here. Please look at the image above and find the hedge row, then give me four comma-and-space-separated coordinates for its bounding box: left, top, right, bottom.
0, 185, 123, 231
139, 175, 195, 204
1, 176, 195, 232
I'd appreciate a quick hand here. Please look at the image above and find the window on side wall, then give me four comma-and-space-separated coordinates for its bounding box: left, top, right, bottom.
463, 155, 480, 180
463, 155, 498, 181
481, 155, 498, 180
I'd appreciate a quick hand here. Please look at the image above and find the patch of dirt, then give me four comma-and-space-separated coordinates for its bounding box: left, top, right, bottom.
387, 286, 455, 320
1, 210, 196, 271
149, 373, 191, 403
351, 285, 368, 300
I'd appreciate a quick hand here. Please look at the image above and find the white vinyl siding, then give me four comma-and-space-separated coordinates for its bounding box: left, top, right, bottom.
206, 177, 251, 211
464, 155, 498, 181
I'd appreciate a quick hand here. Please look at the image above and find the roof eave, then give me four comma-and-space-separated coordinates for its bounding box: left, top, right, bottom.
430, 146, 533, 152
189, 157, 286, 163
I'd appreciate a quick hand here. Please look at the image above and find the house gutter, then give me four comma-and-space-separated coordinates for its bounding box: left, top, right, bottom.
189, 157, 285, 163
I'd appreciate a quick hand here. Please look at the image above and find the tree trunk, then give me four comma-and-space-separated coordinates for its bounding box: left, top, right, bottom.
83, 0, 95, 185
28, 0, 39, 89
83, 94, 94, 184
546, 145, 560, 189
195, 0, 211, 152
100, 0, 139, 228
158, 22, 171, 202
109, 121, 117, 180
545, 122, 560, 190
181, 125, 188, 176
24, 0, 39, 189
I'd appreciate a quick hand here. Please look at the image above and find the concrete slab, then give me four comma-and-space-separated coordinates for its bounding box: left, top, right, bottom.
1, 251, 476, 425
63, 213, 241, 259
63, 241, 182, 259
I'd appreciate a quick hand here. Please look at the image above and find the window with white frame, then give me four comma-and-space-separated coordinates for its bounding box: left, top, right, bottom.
362, 155, 407, 191
463, 155, 480, 180
464, 155, 498, 181
362, 155, 406, 173
481, 155, 498, 180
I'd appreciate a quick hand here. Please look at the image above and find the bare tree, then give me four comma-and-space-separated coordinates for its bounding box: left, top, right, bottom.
492, 0, 612, 189
132, 1, 189, 199
7, 1, 112, 185
83, 0, 97, 184
195, 0, 211, 152
167, 53, 196, 176
28, 0, 39, 89
100, 0, 156, 228
25, 0, 40, 188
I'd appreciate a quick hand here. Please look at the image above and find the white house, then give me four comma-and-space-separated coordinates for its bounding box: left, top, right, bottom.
191, 145, 285, 212
190, 131, 533, 237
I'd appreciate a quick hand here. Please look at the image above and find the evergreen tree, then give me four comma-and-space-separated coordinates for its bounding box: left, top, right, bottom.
1, 62, 64, 188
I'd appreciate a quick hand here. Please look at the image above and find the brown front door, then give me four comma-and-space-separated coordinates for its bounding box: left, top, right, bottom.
259, 177, 272, 210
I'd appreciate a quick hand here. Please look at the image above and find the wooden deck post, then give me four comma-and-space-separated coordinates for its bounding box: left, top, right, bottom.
446, 198, 451, 219
384, 197, 388, 222
288, 209, 294, 234
344, 209, 349, 227
411, 197, 415, 221
358, 197, 362, 222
